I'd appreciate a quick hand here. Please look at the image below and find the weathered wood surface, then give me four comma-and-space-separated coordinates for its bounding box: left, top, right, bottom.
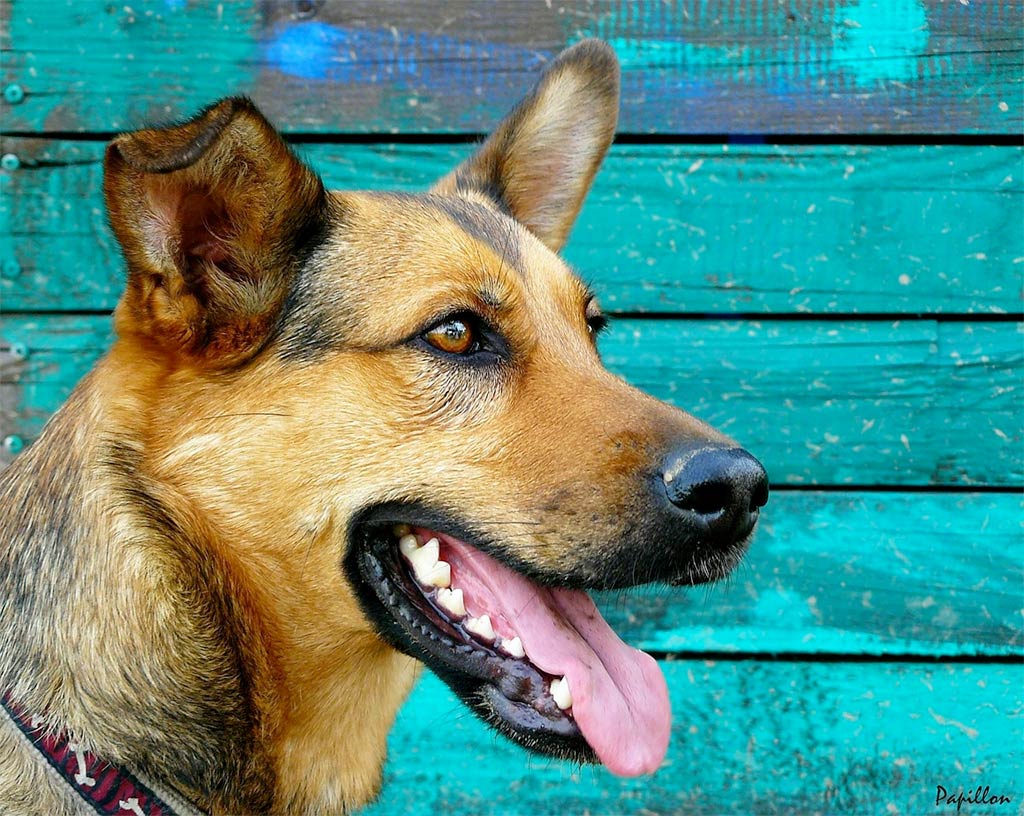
2, 138, 1021, 315
2, 315, 1021, 485
1, 1, 1020, 135
599, 492, 1023, 658
363, 662, 1023, 815
605, 319, 1023, 487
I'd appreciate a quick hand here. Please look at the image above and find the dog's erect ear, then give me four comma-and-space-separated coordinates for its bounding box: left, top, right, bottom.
104, 97, 326, 366
432, 39, 619, 253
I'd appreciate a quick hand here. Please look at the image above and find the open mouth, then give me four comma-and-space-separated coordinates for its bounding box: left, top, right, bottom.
345, 508, 671, 777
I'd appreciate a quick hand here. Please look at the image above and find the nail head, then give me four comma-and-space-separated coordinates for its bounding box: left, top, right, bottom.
3, 84, 25, 104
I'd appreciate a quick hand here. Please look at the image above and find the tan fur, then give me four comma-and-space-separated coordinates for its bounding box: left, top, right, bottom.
0, 41, 743, 814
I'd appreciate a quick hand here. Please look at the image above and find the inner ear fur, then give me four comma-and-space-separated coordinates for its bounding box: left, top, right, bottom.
104, 97, 327, 366
432, 39, 620, 253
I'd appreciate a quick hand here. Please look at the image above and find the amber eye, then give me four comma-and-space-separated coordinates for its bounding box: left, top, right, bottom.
585, 299, 607, 338
424, 318, 476, 355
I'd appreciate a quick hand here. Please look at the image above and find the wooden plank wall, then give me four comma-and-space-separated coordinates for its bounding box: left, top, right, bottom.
2, 2, 1022, 814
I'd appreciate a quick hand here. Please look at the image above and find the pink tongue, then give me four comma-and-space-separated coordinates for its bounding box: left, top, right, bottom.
434, 533, 670, 777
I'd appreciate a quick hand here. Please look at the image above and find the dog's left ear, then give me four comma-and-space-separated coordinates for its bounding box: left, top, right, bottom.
104, 97, 327, 366
432, 39, 619, 252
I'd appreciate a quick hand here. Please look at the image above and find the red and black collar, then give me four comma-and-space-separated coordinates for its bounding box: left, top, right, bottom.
1, 693, 204, 816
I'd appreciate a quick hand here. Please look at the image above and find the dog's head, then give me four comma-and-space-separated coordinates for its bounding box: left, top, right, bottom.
104, 41, 766, 779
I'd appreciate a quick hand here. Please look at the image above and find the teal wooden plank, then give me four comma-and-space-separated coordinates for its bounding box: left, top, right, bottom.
2, 316, 1020, 486
363, 662, 1022, 815
600, 320, 1023, 487
2, 1, 1021, 134
2, 139, 1021, 315
598, 492, 1023, 658
0, 315, 111, 466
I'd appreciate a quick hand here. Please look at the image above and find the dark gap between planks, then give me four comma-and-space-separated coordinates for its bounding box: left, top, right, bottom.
648, 651, 1024, 664
2, 132, 1022, 148
2, 309, 1022, 324
768, 484, 1021, 495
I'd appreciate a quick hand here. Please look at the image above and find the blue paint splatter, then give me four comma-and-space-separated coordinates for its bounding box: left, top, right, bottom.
263, 21, 547, 91
264, 22, 378, 83
831, 0, 930, 87
164, 0, 186, 11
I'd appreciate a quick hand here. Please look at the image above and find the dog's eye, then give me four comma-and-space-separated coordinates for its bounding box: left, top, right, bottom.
587, 314, 608, 336
585, 296, 608, 338
424, 318, 477, 355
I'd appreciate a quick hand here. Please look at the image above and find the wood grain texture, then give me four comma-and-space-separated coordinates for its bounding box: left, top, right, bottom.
1, 1, 1020, 135
2, 138, 1021, 315
2, 315, 1021, 485
363, 662, 1022, 815
602, 319, 1023, 487
598, 491, 1023, 658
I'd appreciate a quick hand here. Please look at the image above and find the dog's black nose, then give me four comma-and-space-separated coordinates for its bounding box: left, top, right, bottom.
662, 445, 769, 543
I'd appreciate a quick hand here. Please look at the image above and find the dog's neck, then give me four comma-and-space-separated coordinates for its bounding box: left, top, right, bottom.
0, 348, 419, 814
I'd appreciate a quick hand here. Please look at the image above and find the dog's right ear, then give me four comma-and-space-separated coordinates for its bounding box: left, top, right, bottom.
104, 97, 327, 367
432, 40, 619, 253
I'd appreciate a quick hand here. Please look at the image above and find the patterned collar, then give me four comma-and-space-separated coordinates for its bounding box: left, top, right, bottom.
1, 693, 205, 816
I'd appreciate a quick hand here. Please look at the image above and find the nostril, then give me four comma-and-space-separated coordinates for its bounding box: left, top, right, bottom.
676, 480, 732, 517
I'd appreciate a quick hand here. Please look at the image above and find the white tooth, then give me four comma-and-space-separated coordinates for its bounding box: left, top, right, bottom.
425, 560, 451, 588
501, 636, 525, 658
465, 614, 496, 642
436, 587, 466, 617
407, 537, 439, 581
393, 523, 412, 538
398, 534, 421, 557
551, 676, 573, 710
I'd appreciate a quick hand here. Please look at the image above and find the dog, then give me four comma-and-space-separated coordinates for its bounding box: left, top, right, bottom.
0, 40, 767, 815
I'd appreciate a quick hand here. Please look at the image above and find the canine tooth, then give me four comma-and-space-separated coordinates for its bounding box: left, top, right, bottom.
501, 636, 525, 658
393, 523, 412, 538
551, 676, 572, 710
465, 614, 496, 642
398, 534, 421, 557
436, 587, 466, 617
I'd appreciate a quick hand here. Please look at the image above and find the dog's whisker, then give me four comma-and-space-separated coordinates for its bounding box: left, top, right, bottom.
300, 533, 316, 579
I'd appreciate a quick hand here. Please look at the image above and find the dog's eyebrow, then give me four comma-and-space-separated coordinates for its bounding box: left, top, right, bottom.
479, 287, 505, 311
567, 273, 601, 313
